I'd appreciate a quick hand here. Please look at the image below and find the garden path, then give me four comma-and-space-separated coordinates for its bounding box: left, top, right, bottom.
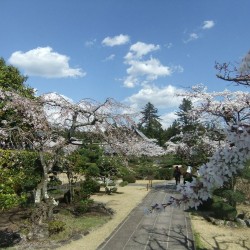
98, 181, 195, 250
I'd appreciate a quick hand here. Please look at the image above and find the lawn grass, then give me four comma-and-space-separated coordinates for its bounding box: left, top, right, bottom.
49, 210, 111, 242
193, 231, 208, 250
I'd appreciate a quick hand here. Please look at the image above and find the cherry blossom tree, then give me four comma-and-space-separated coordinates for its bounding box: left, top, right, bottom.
0, 89, 165, 220
165, 98, 219, 168
215, 50, 250, 86
171, 85, 250, 208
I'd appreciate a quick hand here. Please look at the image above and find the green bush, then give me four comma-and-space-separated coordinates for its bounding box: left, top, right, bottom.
119, 181, 128, 187
85, 165, 100, 178
81, 178, 101, 197
197, 198, 213, 211
0, 149, 44, 209
48, 177, 62, 188
156, 167, 174, 180
135, 164, 157, 180
107, 181, 116, 186
48, 220, 66, 236
105, 186, 117, 194
211, 197, 237, 220
74, 199, 94, 214
122, 174, 136, 183
213, 189, 245, 207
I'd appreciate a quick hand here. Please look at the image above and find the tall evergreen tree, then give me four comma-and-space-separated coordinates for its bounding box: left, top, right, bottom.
138, 102, 165, 146
176, 98, 199, 132
164, 120, 181, 142
171, 98, 214, 167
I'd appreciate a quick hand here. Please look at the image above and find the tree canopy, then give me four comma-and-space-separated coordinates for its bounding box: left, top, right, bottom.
0, 58, 34, 98
138, 102, 165, 146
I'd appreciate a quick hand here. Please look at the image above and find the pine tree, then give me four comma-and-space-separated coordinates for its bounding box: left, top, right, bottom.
176, 98, 199, 132
164, 98, 212, 167
138, 102, 165, 146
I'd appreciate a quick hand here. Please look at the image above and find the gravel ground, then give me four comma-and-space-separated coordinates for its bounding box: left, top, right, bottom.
57, 180, 155, 250
57, 180, 250, 250
191, 206, 250, 250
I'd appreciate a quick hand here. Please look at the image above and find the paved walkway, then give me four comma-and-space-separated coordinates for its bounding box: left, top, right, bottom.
98, 181, 195, 250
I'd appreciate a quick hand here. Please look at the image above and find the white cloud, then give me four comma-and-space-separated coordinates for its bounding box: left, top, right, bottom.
172, 65, 184, 73
124, 58, 172, 88
183, 20, 214, 44
190, 33, 199, 40
164, 43, 173, 49
125, 84, 183, 109
8, 47, 85, 78
104, 54, 115, 61
123, 41, 174, 88
124, 84, 184, 128
125, 42, 160, 60
202, 20, 215, 29
85, 39, 97, 47
102, 34, 130, 47
123, 75, 139, 88
160, 112, 178, 129
184, 33, 199, 43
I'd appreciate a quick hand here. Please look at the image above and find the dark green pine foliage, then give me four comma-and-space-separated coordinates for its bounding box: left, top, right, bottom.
173, 98, 212, 167
138, 102, 165, 146
164, 120, 181, 142
176, 98, 199, 133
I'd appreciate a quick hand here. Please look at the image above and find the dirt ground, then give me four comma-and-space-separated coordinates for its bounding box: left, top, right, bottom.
1, 180, 249, 250
57, 179, 152, 250
191, 204, 250, 250
59, 180, 250, 250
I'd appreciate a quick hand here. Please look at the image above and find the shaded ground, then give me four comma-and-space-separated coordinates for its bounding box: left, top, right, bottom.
0, 180, 151, 249
1, 180, 249, 250
0, 207, 30, 232
0, 208, 29, 248
0, 199, 112, 249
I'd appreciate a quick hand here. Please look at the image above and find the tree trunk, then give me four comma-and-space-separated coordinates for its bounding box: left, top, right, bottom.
31, 151, 58, 225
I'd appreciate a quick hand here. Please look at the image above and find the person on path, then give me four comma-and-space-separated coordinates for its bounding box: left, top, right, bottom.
173, 166, 181, 185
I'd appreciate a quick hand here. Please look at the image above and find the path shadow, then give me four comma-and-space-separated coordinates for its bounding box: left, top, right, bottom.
131, 223, 194, 250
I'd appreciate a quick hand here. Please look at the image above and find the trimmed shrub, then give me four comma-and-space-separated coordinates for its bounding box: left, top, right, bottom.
122, 174, 136, 183
48, 220, 66, 236
119, 181, 128, 187
107, 181, 116, 186
197, 198, 213, 211
135, 164, 157, 180
156, 167, 174, 180
211, 198, 237, 220
85, 165, 100, 178
213, 188, 245, 208
81, 178, 100, 196
105, 186, 117, 194
74, 199, 94, 214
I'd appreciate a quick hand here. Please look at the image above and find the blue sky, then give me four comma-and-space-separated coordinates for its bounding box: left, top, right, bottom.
1, 0, 250, 128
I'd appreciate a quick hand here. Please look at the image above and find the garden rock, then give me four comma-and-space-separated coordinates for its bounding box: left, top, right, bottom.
245, 219, 250, 227
0, 229, 21, 248
236, 218, 247, 227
